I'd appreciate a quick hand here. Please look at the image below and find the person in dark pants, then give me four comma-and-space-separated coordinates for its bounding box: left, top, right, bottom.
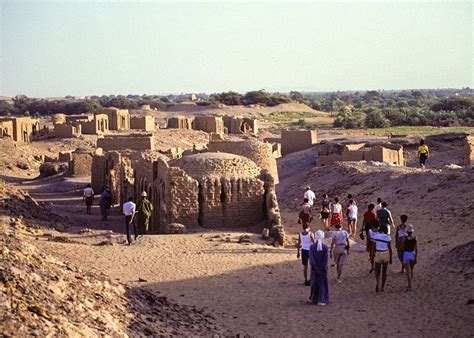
99, 188, 112, 221
122, 197, 137, 245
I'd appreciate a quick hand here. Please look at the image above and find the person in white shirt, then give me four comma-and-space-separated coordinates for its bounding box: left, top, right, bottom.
297, 223, 315, 286
303, 186, 316, 207
347, 199, 358, 237
370, 225, 392, 292
83, 184, 95, 215
330, 223, 350, 283
123, 197, 137, 245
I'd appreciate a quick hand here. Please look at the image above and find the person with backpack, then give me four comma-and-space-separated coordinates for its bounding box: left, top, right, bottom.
298, 198, 313, 225
320, 193, 331, 231
297, 223, 315, 286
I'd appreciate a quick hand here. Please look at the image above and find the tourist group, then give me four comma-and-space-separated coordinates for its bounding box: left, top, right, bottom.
297, 186, 418, 306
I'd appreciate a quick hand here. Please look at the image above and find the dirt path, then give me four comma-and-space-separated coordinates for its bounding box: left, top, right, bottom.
13, 165, 472, 336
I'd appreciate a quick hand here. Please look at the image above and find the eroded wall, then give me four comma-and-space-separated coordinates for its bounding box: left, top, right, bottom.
281, 129, 318, 155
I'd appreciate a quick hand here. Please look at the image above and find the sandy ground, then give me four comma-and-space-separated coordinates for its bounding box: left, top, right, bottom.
2, 128, 473, 336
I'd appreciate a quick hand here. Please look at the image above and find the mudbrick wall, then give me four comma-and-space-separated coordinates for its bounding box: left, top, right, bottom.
281, 129, 318, 155
97, 135, 154, 152
193, 116, 224, 134
69, 149, 93, 177
130, 116, 155, 131
167, 117, 194, 129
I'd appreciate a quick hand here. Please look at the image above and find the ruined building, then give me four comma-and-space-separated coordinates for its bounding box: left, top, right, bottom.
130, 116, 155, 131
80, 114, 109, 135
167, 115, 258, 135
97, 134, 155, 152
222, 116, 259, 135
316, 142, 405, 166
208, 138, 279, 184
99, 108, 130, 130
90, 139, 283, 241
0, 117, 40, 143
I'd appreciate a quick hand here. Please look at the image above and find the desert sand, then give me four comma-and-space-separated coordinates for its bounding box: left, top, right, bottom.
1, 127, 473, 336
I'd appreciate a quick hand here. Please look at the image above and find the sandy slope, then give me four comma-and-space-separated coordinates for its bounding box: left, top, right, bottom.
2, 132, 473, 336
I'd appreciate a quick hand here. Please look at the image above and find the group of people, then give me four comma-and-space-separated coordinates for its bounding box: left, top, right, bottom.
297, 187, 419, 305
82, 185, 154, 245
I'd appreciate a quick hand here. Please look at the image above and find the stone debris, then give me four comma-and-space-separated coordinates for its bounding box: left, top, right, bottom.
168, 223, 187, 234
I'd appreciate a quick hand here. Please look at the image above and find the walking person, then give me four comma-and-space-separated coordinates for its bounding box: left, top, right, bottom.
370, 225, 392, 292
304, 186, 316, 207
347, 199, 358, 237
83, 184, 94, 215
402, 224, 418, 291
418, 139, 429, 169
137, 191, 154, 235
395, 215, 408, 273
297, 223, 315, 286
123, 197, 138, 245
330, 223, 350, 283
345, 194, 356, 230
298, 198, 313, 225
309, 230, 329, 305
329, 197, 343, 229
320, 193, 331, 231
375, 197, 383, 212
99, 188, 112, 221
376, 201, 395, 235
360, 203, 378, 273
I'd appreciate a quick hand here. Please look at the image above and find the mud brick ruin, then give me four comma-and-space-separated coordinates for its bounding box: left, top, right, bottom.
97, 134, 155, 152
0, 116, 41, 143
167, 115, 258, 135
68, 148, 94, 177
90, 136, 283, 241
280, 129, 318, 155
316, 142, 405, 166
52, 108, 155, 137
99, 108, 130, 130
130, 116, 155, 131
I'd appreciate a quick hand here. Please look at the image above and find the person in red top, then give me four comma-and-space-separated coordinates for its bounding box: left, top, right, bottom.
298, 198, 313, 224
360, 203, 377, 273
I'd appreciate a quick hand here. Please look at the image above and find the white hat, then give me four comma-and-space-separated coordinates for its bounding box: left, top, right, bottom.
406, 224, 414, 233
141, 191, 147, 197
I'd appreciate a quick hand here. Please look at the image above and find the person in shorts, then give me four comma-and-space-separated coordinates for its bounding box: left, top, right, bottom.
330, 223, 350, 283
370, 225, 392, 292
402, 224, 418, 291
297, 223, 315, 286
347, 199, 358, 237
320, 193, 330, 231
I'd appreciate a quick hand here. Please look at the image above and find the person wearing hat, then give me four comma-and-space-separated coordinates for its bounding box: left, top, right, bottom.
402, 224, 418, 291
137, 191, 154, 235
304, 186, 316, 207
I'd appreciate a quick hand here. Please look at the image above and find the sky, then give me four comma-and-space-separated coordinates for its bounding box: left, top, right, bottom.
0, 1, 472, 97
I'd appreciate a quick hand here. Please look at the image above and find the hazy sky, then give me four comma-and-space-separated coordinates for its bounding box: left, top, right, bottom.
1, 1, 472, 97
